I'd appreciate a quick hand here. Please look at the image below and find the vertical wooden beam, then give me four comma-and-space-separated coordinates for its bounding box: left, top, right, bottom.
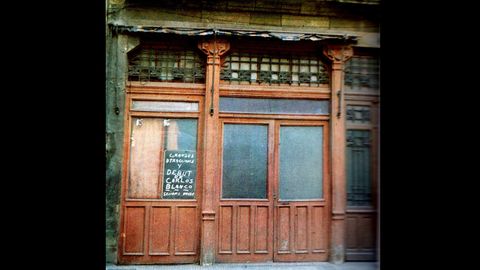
198, 39, 230, 265
323, 44, 353, 264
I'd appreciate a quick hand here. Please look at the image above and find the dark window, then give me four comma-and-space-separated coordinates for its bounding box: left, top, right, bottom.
344, 55, 379, 91
346, 130, 372, 206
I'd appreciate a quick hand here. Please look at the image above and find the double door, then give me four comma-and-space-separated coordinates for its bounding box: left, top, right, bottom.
216, 118, 330, 262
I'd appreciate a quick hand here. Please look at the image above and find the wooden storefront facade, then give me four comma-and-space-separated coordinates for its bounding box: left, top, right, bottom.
106, 0, 380, 266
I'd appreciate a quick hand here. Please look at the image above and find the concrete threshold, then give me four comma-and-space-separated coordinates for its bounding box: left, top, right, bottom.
106, 262, 378, 270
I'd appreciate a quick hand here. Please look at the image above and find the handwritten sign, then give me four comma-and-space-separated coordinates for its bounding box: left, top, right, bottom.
162, 150, 197, 199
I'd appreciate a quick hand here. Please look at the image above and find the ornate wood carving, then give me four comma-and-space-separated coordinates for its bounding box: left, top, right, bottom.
323, 45, 353, 63
198, 40, 230, 59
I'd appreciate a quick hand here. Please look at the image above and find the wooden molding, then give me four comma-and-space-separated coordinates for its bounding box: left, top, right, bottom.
198, 39, 231, 58
323, 45, 354, 63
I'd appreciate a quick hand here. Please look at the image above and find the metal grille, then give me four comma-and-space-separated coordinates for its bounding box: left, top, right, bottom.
344, 55, 379, 91
346, 130, 372, 206
128, 45, 205, 83
346, 105, 371, 124
220, 52, 329, 86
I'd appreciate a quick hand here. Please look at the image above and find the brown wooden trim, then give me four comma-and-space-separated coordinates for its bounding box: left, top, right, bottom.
323, 44, 353, 263
220, 199, 270, 202
219, 113, 329, 121
219, 118, 275, 124
345, 92, 379, 100
129, 93, 204, 102
125, 199, 199, 203
128, 88, 205, 96
346, 208, 377, 213
220, 90, 330, 100
220, 84, 330, 93
126, 81, 205, 95
118, 91, 133, 262
276, 120, 329, 126
129, 112, 200, 118
197, 38, 231, 265
127, 94, 203, 117
124, 201, 199, 207
344, 100, 374, 106
346, 124, 372, 130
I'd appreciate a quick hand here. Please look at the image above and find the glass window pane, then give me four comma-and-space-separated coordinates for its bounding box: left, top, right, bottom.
279, 126, 323, 200
346, 130, 372, 206
128, 118, 198, 199
222, 124, 268, 199
220, 97, 329, 115
132, 101, 198, 112
161, 119, 197, 199
346, 105, 371, 124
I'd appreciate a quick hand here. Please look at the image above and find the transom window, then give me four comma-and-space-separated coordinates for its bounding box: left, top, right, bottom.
344, 55, 379, 91
128, 44, 205, 83
220, 52, 329, 86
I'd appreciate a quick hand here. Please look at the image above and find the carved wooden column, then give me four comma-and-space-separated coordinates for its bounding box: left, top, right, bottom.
198, 39, 230, 265
323, 44, 353, 264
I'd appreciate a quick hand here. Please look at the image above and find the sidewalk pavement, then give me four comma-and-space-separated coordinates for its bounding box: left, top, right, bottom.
106, 262, 378, 270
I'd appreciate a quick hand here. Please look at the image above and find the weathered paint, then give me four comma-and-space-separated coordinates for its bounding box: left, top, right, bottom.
105, 32, 130, 264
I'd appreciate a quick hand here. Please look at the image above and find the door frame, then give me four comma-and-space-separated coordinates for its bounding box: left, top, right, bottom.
273, 119, 330, 262
118, 91, 205, 264
215, 118, 275, 263
214, 117, 331, 262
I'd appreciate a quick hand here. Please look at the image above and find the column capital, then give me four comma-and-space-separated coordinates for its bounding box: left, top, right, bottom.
198, 39, 230, 58
323, 44, 353, 63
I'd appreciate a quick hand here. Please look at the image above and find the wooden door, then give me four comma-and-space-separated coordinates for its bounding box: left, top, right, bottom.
118, 96, 204, 264
216, 119, 330, 263
216, 119, 275, 263
273, 121, 330, 262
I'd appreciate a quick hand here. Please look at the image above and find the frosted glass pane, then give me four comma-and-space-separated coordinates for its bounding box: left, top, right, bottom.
279, 126, 323, 200
132, 101, 198, 112
220, 97, 329, 115
222, 124, 268, 199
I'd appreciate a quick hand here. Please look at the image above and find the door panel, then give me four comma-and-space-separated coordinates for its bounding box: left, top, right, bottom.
175, 206, 198, 255
149, 207, 171, 255
311, 206, 327, 252
254, 206, 270, 253
124, 206, 146, 255
346, 211, 377, 261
